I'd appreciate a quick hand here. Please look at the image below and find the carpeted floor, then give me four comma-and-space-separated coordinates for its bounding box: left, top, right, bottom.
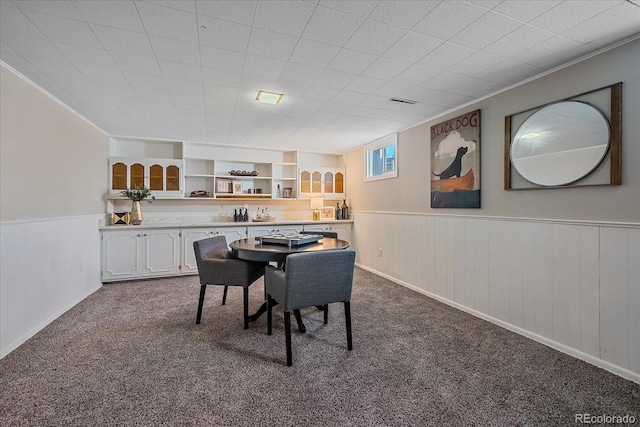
1, 268, 638, 426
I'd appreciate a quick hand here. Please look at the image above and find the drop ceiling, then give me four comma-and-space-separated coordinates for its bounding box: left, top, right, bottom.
1, 0, 639, 153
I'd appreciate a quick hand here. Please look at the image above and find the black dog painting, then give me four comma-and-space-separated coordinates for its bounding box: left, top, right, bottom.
430, 110, 481, 208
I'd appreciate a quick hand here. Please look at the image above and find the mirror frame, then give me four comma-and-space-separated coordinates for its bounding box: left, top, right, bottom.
504, 82, 622, 190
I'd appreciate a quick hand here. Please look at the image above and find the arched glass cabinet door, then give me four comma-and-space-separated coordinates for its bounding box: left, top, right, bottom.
510, 101, 610, 187
130, 163, 145, 189
149, 164, 164, 191
112, 162, 127, 190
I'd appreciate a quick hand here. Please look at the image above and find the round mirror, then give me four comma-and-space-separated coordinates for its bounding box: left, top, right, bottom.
511, 101, 610, 186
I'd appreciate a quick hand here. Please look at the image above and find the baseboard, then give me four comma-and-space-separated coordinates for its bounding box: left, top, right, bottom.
0, 282, 102, 359
355, 263, 640, 385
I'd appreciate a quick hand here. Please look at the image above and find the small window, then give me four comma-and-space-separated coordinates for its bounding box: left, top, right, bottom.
365, 133, 397, 181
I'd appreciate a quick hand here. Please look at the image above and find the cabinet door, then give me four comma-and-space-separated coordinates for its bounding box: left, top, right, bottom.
182, 227, 247, 274
143, 229, 181, 277
101, 231, 143, 281
298, 167, 345, 199
148, 159, 182, 197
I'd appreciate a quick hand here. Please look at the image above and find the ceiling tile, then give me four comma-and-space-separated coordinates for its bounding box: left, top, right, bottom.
449, 11, 523, 50
110, 51, 162, 75
247, 28, 298, 61
420, 71, 505, 97
242, 54, 286, 78
273, 79, 310, 97
13, 0, 84, 20
196, 0, 256, 25
0, 3, 45, 38
56, 42, 118, 68
74, 0, 144, 32
77, 64, 129, 85
91, 24, 155, 56
361, 56, 411, 80
200, 45, 245, 72
529, 0, 615, 34
482, 24, 554, 58
383, 31, 443, 63
135, 87, 172, 102
122, 70, 167, 90
450, 51, 505, 76
198, 14, 251, 52
327, 48, 377, 74
278, 62, 324, 84
135, 0, 198, 42
493, 0, 562, 22
253, 0, 315, 37
314, 69, 357, 89
304, 85, 342, 102
148, 35, 201, 65
512, 35, 595, 68
165, 77, 202, 94
317, 1, 378, 18
474, 59, 543, 85
202, 66, 241, 86
238, 72, 277, 91
412, 1, 488, 40
345, 20, 405, 55
344, 75, 386, 94
289, 39, 340, 68
332, 90, 368, 105
301, 5, 363, 46
1, 33, 66, 61
369, 1, 440, 29
158, 59, 202, 82
143, 1, 197, 14
391, 63, 440, 86
25, 56, 85, 78
21, 9, 102, 48
417, 42, 476, 70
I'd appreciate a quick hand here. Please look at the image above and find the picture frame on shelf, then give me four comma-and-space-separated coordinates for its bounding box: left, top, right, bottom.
232, 181, 243, 194
283, 187, 292, 198
217, 178, 231, 193
320, 207, 334, 220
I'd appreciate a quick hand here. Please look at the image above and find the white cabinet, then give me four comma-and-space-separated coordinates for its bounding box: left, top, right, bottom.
101, 228, 181, 282
303, 223, 352, 242
181, 227, 247, 274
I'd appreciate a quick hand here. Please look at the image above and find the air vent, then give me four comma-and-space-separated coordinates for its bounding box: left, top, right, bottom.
390, 98, 417, 104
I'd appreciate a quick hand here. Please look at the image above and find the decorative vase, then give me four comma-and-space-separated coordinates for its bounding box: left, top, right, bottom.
130, 201, 143, 225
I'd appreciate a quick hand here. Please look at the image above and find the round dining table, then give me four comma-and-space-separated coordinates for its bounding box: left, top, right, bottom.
229, 236, 350, 331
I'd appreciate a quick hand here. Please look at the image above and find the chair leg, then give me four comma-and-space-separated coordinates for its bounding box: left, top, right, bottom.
267, 295, 273, 335
222, 286, 228, 305
344, 301, 353, 351
285, 311, 292, 366
196, 284, 207, 324
293, 309, 306, 333
323, 304, 328, 324
243, 287, 249, 330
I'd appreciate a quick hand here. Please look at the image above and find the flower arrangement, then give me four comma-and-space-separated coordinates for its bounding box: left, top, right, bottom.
119, 186, 155, 203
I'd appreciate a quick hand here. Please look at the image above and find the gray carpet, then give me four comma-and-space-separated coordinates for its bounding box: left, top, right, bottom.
1, 268, 638, 426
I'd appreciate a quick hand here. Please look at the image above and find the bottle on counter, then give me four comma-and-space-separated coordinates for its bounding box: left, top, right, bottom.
234, 209, 239, 222
336, 202, 342, 220
243, 208, 249, 222
276, 184, 281, 198
341, 199, 349, 220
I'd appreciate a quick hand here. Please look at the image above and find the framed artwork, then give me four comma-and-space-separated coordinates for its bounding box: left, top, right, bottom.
283, 187, 292, 198
320, 207, 334, 219
216, 179, 231, 193
112, 212, 130, 225
430, 109, 481, 208
232, 181, 243, 194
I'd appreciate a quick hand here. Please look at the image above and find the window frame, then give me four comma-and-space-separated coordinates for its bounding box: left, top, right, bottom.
364, 133, 398, 182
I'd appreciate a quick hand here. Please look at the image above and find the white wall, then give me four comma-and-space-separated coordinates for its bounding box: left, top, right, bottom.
345, 39, 640, 383
0, 64, 108, 357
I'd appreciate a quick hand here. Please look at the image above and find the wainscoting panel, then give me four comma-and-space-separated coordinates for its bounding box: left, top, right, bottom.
0, 216, 102, 358
351, 212, 640, 382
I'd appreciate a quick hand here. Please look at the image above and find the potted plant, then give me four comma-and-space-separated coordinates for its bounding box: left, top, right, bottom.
120, 186, 155, 225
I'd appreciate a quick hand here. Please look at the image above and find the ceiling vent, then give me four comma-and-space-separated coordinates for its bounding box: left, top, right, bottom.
390, 98, 417, 105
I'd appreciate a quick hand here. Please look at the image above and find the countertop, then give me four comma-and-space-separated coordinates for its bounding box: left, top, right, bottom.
99, 219, 353, 231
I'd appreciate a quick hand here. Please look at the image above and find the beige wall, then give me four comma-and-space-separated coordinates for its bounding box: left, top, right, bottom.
1, 64, 109, 221
346, 39, 640, 224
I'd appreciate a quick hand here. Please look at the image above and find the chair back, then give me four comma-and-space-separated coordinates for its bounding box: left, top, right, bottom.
193, 235, 230, 269
281, 250, 355, 311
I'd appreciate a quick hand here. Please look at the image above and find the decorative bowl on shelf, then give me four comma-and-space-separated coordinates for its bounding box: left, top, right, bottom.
229, 170, 259, 176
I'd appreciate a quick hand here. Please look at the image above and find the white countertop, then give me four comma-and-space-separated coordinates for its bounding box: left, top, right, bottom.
99, 219, 352, 231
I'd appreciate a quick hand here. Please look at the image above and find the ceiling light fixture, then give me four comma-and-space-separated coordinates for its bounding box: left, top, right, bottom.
256, 91, 283, 104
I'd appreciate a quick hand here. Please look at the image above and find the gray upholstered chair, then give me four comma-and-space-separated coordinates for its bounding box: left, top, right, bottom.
300, 231, 338, 238
266, 249, 356, 366
193, 236, 266, 329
